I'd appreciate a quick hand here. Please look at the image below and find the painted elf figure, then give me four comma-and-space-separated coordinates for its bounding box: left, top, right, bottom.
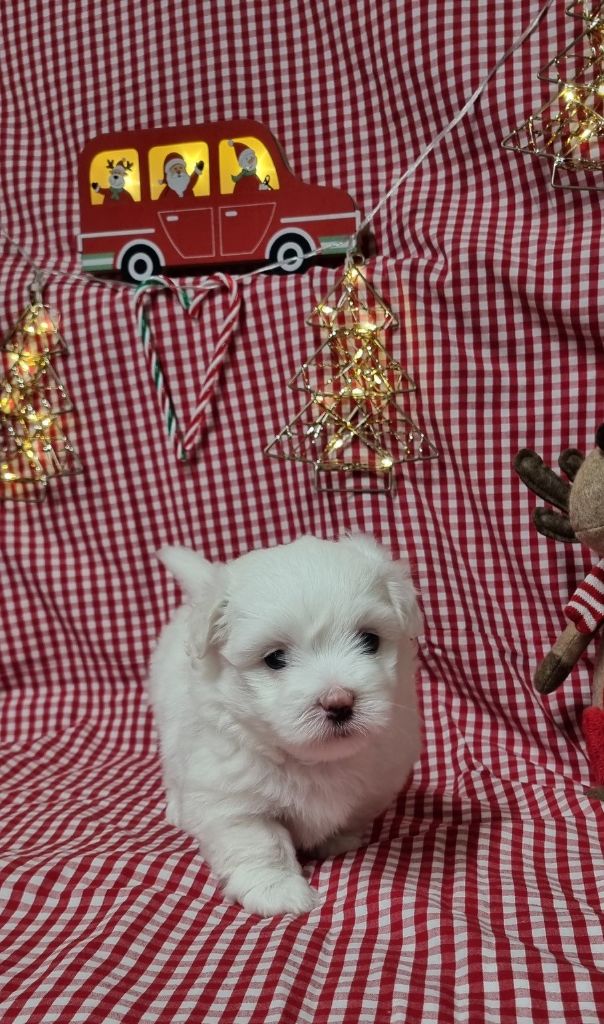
228, 139, 272, 193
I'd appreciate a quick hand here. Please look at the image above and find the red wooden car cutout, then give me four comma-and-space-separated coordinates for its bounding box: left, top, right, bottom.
78, 119, 360, 281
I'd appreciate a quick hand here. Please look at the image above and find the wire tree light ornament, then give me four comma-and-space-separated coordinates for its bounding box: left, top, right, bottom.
502, 1, 604, 191
265, 258, 438, 493
0, 289, 83, 503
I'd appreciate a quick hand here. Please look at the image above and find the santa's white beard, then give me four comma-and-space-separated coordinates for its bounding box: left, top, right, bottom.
166, 170, 189, 197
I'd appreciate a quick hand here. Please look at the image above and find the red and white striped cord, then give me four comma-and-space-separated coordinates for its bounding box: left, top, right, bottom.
182, 274, 241, 453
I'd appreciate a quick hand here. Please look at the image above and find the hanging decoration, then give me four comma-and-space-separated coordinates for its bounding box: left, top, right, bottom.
502, 1, 604, 191
264, 258, 438, 493
79, 118, 358, 281
134, 273, 242, 462
0, 296, 83, 503
1, 1, 554, 498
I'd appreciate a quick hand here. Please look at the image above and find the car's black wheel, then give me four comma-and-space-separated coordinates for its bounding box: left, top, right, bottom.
121, 244, 161, 283
268, 233, 312, 272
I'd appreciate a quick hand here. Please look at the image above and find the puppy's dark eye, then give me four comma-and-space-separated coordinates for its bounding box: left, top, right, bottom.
264, 649, 288, 670
357, 631, 380, 654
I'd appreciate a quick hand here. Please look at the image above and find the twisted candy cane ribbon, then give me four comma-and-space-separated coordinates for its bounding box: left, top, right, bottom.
182, 275, 241, 452
135, 274, 241, 462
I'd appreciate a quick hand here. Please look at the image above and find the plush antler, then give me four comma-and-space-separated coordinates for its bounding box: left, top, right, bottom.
513, 448, 584, 543
514, 448, 572, 509
558, 447, 584, 482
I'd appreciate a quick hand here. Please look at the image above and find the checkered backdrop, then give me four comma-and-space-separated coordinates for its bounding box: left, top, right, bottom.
1, 2, 604, 1021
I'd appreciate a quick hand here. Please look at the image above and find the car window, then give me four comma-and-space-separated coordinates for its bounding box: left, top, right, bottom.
148, 143, 210, 201
219, 137, 279, 195
89, 149, 140, 205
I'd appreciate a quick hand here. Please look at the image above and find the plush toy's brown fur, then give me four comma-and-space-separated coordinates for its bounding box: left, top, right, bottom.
515, 424, 604, 798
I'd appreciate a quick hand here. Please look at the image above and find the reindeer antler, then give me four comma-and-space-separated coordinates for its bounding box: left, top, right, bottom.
514, 447, 584, 543
106, 158, 133, 172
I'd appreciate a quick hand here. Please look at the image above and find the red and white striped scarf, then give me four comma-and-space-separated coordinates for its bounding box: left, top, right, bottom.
565, 559, 604, 635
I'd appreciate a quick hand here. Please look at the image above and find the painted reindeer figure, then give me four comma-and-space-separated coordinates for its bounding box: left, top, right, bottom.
91, 158, 135, 202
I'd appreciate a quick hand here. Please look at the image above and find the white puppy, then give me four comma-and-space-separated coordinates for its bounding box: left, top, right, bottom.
148, 534, 422, 917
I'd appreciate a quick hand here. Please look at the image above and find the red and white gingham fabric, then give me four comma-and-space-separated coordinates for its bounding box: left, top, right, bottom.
1, 2, 604, 1022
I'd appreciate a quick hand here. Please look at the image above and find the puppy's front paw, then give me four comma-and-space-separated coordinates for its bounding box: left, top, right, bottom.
226, 868, 320, 917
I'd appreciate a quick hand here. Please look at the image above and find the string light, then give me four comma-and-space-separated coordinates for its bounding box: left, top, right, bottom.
0, 1, 555, 498
502, 1, 604, 191
0, 300, 83, 502
1, 2, 556, 296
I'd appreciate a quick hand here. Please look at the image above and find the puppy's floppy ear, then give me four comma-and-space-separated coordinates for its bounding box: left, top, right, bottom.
157, 545, 228, 658
385, 558, 423, 638
157, 545, 215, 600
342, 533, 423, 637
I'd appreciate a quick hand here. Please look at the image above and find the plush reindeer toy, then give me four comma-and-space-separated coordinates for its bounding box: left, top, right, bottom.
515, 425, 604, 796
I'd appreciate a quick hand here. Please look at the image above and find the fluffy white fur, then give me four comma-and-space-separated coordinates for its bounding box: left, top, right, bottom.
147, 534, 422, 917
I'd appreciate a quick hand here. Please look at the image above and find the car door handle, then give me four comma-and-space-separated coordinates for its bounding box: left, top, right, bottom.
166, 215, 179, 222
224, 210, 238, 218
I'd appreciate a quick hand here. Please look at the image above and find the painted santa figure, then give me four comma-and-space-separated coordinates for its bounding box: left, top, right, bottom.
158, 153, 205, 200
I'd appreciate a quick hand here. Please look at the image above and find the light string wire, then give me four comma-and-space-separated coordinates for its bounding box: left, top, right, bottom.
0, 0, 556, 297
351, 0, 557, 246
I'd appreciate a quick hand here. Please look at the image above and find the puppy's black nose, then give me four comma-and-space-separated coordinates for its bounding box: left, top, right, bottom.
326, 705, 354, 725
319, 686, 355, 724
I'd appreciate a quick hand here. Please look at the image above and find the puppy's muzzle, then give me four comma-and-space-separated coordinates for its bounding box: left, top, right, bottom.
319, 686, 355, 725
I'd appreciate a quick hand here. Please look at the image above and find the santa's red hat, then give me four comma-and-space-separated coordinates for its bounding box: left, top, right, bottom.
228, 139, 254, 166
